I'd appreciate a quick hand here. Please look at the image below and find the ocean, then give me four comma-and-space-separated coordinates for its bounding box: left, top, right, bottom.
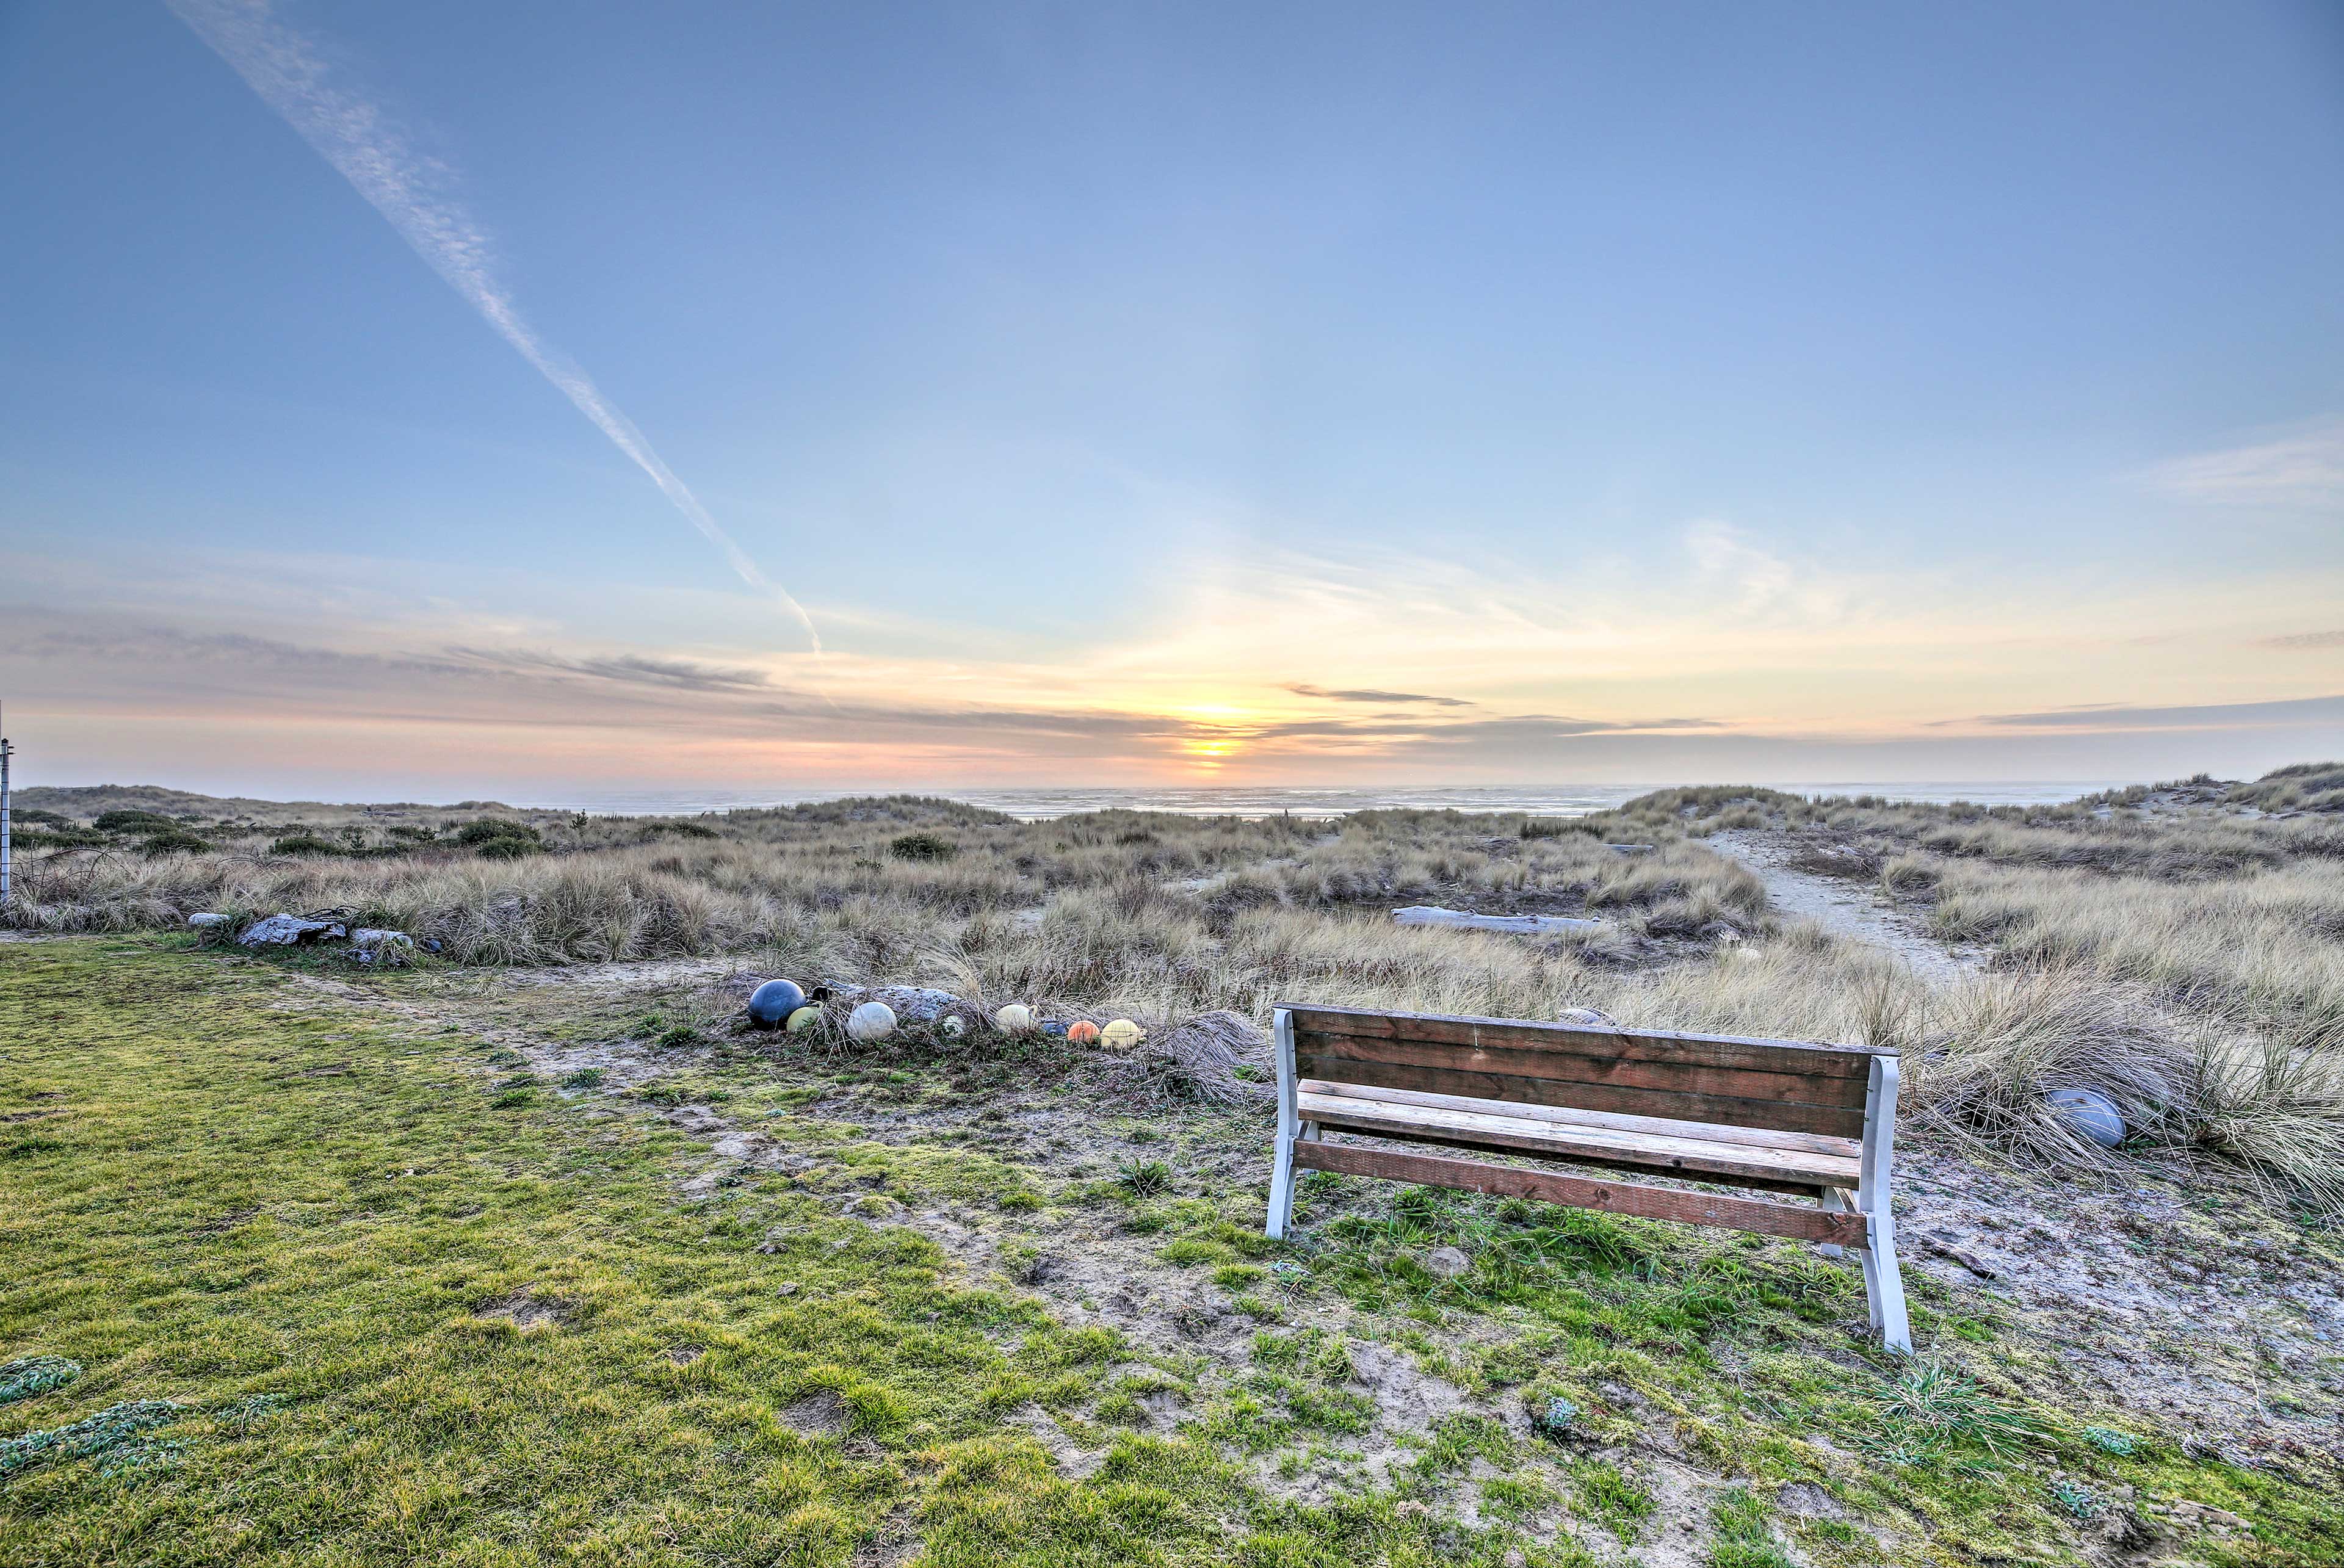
526, 781, 2127, 822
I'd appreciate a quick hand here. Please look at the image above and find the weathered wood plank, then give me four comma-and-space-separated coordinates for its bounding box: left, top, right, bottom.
1300, 1080, 1867, 1158
1279, 1003, 1884, 1075
1296, 1090, 1861, 1188
1293, 1051, 1869, 1139
1292, 1140, 1868, 1245
1292, 1027, 1872, 1110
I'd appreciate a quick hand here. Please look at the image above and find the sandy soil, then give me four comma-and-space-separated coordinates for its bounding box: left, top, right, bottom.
1707, 829, 1987, 980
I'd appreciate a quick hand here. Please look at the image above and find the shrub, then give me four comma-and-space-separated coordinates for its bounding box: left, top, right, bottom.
476, 836, 544, 860
643, 820, 720, 841
139, 831, 212, 856
270, 834, 341, 858
889, 832, 957, 862
94, 810, 178, 834
15, 828, 106, 849
457, 818, 541, 847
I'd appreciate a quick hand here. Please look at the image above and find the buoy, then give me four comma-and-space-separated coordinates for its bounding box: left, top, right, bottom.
2048, 1087, 2125, 1148
1068, 1020, 1101, 1046
785, 1005, 823, 1033
939, 1014, 968, 1038
848, 1001, 897, 1042
747, 979, 806, 1027
994, 1003, 1033, 1032
1100, 1019, 1143, 1048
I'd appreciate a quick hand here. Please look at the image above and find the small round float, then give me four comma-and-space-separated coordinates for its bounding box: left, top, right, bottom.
848, 1001, 898, 1042
747, 979, 806, 1027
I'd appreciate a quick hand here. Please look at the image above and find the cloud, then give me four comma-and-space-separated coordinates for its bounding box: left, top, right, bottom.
2139, 419, 2344, 510
164, 0, 821, 650
1284, 684, 1474, 707
2259, 630, 2344, 651
1682, 518, 1796, 614
1958, 694, 2344, 731
446, 648, 775, 693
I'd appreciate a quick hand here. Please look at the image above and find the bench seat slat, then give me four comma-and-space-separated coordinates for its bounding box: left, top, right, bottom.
1293, 1027, 1872, 1110
1281, 1003, 1884, 1077
1292, 1140, 1868, 1245
1302, 1081, 1866, 1157
1298, 1087, 1861, 1189
1293, 1050, 1869, 1140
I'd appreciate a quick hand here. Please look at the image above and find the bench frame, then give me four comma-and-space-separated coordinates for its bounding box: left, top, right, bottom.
1265, 1005, 1910, 1353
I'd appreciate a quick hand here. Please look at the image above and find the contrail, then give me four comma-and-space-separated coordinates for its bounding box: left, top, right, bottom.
165, 0, 821, 652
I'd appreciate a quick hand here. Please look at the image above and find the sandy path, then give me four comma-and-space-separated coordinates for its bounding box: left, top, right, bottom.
1706, 829, 1983, 981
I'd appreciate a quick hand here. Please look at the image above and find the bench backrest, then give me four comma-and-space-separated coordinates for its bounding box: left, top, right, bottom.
1279, 1003, 1888, 1140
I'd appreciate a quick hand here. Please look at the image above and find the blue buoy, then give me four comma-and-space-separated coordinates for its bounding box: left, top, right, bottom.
747, 979, 806, 1028
2048, 1087, 2126, 1148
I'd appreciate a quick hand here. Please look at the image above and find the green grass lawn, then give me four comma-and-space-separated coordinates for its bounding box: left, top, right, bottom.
2, 938, 2335, 1567
0, 939, 1460, 1567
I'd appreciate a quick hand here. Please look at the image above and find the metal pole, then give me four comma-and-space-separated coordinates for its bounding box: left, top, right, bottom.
1, 723, 12, 911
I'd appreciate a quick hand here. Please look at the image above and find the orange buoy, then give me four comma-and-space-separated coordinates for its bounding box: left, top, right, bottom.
1067, 1020, 1101, 1045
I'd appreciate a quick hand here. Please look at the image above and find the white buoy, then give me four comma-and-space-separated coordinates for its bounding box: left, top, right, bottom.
939, 1014, 968, 1038
847, 1001, 897, 1041
994, 1003, 1033, 1032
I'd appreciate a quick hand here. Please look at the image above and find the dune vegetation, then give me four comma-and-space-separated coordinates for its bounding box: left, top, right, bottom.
4, 767, 2343, 1564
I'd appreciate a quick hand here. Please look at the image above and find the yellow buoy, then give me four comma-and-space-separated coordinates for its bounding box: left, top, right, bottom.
786, 1005, 823, 1033
1100, 1018, 1143, 1048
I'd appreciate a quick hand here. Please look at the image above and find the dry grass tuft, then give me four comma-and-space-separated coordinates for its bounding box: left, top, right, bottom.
2188, 1022, 2344, 1216
1118, 1009, 1268, 1106
1899, 969, 2193, 1171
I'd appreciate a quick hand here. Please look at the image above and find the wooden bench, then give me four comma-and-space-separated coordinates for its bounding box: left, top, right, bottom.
1265, 1002, 1911, 1352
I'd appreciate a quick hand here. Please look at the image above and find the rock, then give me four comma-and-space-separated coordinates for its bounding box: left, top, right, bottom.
1605, 844, 1657, 854
1423, 1245, 1471, 1279
237, 913, 345, 947
348, 929, 414, 965
187, 913, 228, 929
830, 983, 963, 1024
2049, 1087, 2127, 1148
1776, 1481, 1846, 1520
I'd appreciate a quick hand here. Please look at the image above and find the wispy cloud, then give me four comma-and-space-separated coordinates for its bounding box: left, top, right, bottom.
164, 0, 821, 650
2259, 630, 2344, 651
446, 649, 775, 693
2139, 418, 2344, 510
1284, 684, 1474, 708
1956, 694, 2344, 731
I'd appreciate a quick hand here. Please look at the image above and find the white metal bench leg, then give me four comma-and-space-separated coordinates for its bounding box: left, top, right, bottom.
1859, 1057, 1913, 1354
1266, 1008, 1300, 1240
1818, 1187, 1851, 1260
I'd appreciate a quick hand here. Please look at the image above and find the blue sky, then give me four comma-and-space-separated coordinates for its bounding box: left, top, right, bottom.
2, 1, 2339, 797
